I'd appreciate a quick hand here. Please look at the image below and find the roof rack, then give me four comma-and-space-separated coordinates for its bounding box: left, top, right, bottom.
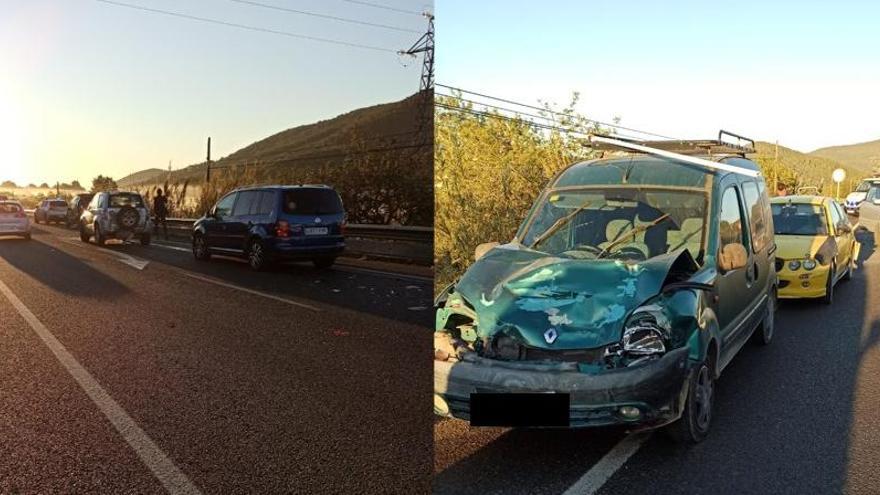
587, 131, 759, 178
590, 130, 755, 157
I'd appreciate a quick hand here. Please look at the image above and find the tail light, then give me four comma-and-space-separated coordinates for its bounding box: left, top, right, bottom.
275, 220, 290, 238
15, 211, 25, 218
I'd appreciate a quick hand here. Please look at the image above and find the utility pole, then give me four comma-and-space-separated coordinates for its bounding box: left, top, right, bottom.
399, 11, 435, 154
205, 137, 212, 183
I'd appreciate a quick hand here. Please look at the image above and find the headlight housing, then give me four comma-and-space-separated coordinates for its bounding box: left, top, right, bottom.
788, 260, 802, 271
620, 309, 668, 357
802, 259, 817, 270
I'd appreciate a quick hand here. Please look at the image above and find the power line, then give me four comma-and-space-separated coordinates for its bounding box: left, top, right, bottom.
437, 83, 678, 140
227, 0, 420, 34
340, 0, 424, 16
95, 0, 397, 53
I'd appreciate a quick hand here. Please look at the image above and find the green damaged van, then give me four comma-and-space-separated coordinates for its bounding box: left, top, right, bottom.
434, 133, 777, 443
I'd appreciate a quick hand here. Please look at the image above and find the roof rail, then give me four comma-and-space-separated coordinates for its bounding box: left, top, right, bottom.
588, 133, 760, 178
589, 130, 755, 157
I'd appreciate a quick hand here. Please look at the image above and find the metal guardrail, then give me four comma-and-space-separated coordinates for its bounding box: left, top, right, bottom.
163, 218, 434, 243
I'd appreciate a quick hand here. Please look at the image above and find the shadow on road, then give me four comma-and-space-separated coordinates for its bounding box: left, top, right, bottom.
0, 236, 129, 300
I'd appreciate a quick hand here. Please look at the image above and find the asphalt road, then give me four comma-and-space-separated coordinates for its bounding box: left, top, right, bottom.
0, 222, 432, 494
434, 230, 880, 495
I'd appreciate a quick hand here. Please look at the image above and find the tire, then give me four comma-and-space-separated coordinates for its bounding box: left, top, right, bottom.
752, 287, 776, 346
822, 262, 835, 305
117, 205, 139, 230
313, 257, 336, 269
665, 355, 715, 444
80, 224, 90, 242
140, 233, 151, 246
192, 233, 211, 261
34, 216, 40, 224
23, 233, 31, 241
94, 223, 106, 246
247, 238, 268, 271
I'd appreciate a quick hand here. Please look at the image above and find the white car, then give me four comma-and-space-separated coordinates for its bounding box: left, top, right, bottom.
844, 177, 880, 215
0, 201, 32, 240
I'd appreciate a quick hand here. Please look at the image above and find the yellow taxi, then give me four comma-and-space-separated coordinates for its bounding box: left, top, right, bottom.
770, 195, 859, 304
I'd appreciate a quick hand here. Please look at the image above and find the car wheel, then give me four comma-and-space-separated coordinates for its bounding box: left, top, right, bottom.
822, 262, 835, 305
80, 224, 90, 242
753, 287, 776, 346
247, 238, 268, 271
192, 233, 211, 261
313, 257, 336, 269
665, 355, 714, 444
140, 233, 151, 246
94, 224, 106, 246
24, 233, 31, 241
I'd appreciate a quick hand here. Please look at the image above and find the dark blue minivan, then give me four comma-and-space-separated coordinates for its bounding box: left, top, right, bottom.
192, 185, 346, 270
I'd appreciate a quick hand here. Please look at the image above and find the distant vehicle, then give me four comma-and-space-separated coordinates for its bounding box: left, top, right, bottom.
192, 185, 346, 271
34, 199, 69, 224
0, 194, 8, 201
795, 186, 820, 196
844, 177, 880, 215
66, 192, 95, 228
771, 195, 858, 304
0, 201, 31, 240
79, 191, 152, 246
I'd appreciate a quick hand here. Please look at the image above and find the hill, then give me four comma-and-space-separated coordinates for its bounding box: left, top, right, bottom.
753, 141, 860, 195
809, 139, 880, 174
124, 92, 427, 186
118, 168, 166, 187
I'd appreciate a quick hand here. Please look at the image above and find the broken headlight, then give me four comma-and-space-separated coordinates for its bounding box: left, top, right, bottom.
620, 309, 668, 359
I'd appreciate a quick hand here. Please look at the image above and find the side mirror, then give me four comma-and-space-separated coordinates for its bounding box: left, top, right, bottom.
718, 243, 748, 272
475, 241, 500, 261
837, 223, 852, 235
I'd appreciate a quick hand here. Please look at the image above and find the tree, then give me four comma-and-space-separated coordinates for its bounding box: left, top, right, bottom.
1, 180, 17, 188
91, 175, 118, 193
39, 182, 49, 188
27, 183, 36, 188
71, 180, 84, 190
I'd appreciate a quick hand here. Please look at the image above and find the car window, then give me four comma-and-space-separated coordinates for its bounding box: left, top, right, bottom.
233, 191, 258, 217
215, 193, 237, 218
741, 181, 768, 252
50, 200, 67, 208
771, 203, 828, 235
0, 203, 22, 213
867, 187, 880, 202
282, 188, 343, 215
99, 194, 108, 208
719, 186, 746, 249
109, 193, 144, 208
828, 200, 842, 228
250, 191, 275, 216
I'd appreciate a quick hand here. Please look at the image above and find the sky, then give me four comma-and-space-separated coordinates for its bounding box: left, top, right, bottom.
437, 0, 880, 153
0, 0, 430, 186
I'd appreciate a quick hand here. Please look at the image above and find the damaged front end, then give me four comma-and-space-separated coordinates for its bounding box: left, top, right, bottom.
434, 245, 710, 429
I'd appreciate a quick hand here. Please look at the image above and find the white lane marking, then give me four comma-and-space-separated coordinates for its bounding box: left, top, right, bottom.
561, 433, 650, 495
152, 242, 191, 254
181, 272, 322, 312
60, 238, 150, 270
0, 279, 201, 494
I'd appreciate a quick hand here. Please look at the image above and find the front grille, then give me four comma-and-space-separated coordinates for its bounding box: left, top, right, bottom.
523, 346, 605, 363
779, 280, 791, 288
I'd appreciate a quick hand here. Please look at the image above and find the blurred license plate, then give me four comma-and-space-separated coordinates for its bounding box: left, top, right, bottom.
470, 393, 569, 427
304, 227, 329, 235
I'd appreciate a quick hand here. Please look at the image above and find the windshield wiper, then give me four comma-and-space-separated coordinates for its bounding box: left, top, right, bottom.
529, 200, 592, 249
597, 213, 671, 258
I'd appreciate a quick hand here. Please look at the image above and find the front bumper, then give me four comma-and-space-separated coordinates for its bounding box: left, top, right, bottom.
777, 265, 831, 299
434, 346, 690, 429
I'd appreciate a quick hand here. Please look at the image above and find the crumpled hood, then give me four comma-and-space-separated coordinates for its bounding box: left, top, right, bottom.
454, 245, 695, 350
775, 234, 836, 263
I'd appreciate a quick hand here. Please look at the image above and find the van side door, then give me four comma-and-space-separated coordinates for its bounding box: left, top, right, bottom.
714, 179, 755, 368
205, 192, 238, 251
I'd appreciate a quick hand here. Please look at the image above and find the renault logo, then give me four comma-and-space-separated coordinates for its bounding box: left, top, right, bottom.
315, 217, 322, 223
543, 328, 558, 344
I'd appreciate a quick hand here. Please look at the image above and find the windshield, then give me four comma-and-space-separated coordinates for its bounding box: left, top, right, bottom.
0, 203, 22, 214
49, 200, 67, 208
282, 188, 343, 215
771, 203, 827, 235
109, 193, 144, 208
520, 187, 707, 262
856, 181, 874, 192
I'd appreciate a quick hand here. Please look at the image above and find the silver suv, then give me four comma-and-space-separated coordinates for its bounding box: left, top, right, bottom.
79, 191, 152, 246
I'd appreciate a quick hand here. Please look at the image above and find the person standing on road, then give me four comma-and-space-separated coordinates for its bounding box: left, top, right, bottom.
153, 188, 169, 239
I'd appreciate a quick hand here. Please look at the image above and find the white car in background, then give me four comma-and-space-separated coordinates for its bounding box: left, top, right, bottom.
844, 178, 880, 215
0, 201, 32, 240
